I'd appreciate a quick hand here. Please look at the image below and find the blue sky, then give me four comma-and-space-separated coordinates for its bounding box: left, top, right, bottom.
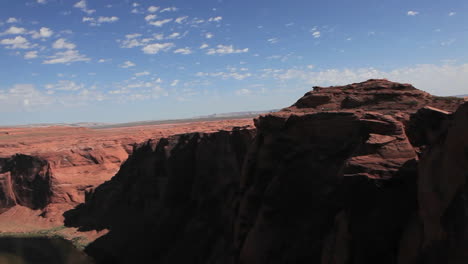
0, 0, 467, 125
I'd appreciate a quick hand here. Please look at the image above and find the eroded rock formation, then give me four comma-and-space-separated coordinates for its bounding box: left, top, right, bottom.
62, 79, 467, 263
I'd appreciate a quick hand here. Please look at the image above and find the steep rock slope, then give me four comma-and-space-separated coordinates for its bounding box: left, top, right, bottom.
65, 79, 466, 263
65, 128, 255, 263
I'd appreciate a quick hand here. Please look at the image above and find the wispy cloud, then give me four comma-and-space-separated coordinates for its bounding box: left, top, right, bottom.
208, 16, 222, 22
31, 27, 53, 38
135, 71, 150, 76
147, 6, 159, 13
267, 38, 278, 44
98, 16, 119, 23
149, 18, 172, 27
120, 61, 136, 68
0, 36, 34, 49
145, 14, 157, 21
0, 26, 27, 35
24, 50, 38, 59
160, 7, 178, 13
407, 10, 419, 16
175, 16, 188, 24
43, 49, 90, 64
52, 38, 76, 49
174, 47, 192, 55
6, 18, 18, 24
45, 80, 84, 91
74, 0, 95, 15
206, 45, 248, 55
141, 42, 174, 54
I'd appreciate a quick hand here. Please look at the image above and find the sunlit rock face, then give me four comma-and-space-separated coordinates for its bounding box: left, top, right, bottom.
64, 80, 467, 264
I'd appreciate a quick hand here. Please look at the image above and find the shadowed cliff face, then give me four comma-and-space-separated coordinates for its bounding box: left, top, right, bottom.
63, 80, 467, 264
64, 128, 255, 264
0, 154, 52, 212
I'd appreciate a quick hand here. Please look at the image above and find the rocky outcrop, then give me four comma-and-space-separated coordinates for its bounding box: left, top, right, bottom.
398, 103, 468, 264
64, 79, 467, 263
0, 155, 52, 212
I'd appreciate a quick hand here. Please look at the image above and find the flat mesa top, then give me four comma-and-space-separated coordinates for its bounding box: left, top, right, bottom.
0, 118, 254, 157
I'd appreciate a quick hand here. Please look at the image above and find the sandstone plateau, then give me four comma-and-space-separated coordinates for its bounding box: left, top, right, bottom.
58, 79, 468, 264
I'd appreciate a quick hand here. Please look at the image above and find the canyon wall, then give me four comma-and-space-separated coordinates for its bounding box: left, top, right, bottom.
47, 79, 468, 263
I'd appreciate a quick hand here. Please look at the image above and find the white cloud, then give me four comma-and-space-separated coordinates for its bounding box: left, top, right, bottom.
312, 31, 321, 38
37, 0, 47, 4
260, 63, 468, 96
147, 6, 159, 13
449, 12, 456, 16
125, 33, 141, 39
1, 26, 26, 35
45, 80, 83, 91
120, 61, 136, 68
74, 0, 86, 9
142, 42, 174, 54
74, 0, 95, 14
441, 39, 456, 46
98, 16, 119, 23
6, 18, 18, 23
166, 32, 180, 39
31, 27, 53, 38
235, 88, 251, 95
0, 84, 53, 110
149, 18, 172, 27
208, 16, 222, 22
145, 14, 157, 21
43, 49, 90, 64
206, 45, 248, 55
98, 58, 107, 63
407, 11, 419, 16
135, 71, 150, 76
24, 50, 38, 59
0, 36, 33, 49
196, 69, 252, 80
267, 38, 278, 44
174, 47, 192, 55
205, 32, 214, 39
160, 7, 177, 12
175, 16, 188, 24
52, 38, 76, 49
82, 16, 118, 26
199, 43, 209, 49
170, 80, 179, 86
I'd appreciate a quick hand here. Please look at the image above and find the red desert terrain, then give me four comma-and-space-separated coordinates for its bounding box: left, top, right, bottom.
0, 119, 253, 241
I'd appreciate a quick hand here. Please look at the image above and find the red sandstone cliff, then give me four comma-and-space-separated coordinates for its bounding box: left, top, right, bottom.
60, 79, 466, 263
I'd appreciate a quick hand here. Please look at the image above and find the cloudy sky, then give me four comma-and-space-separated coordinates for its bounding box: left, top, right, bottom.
0, 0, 467, 125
